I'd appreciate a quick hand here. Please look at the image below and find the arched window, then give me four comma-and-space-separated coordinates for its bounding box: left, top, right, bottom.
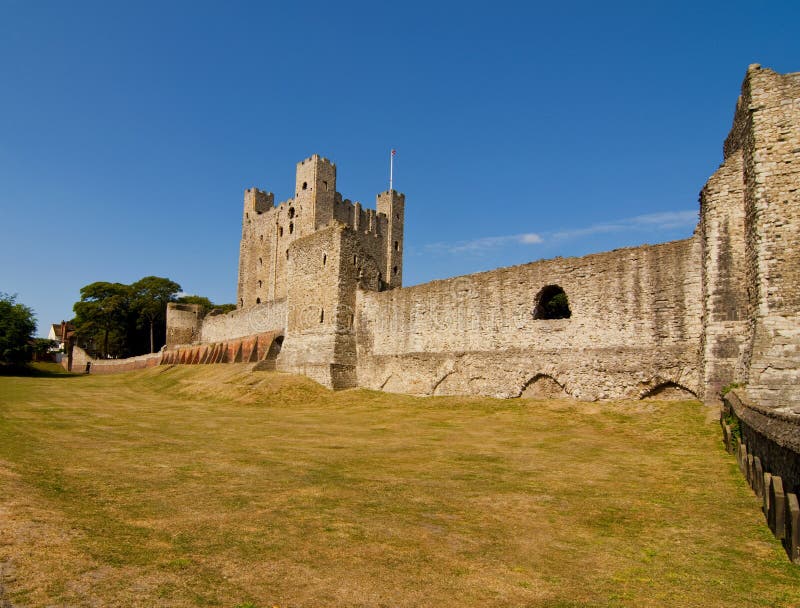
533, 285, 571, 319
256, 297, 261, 304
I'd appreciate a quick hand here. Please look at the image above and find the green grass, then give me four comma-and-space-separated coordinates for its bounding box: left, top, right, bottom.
0, 363, 798, 607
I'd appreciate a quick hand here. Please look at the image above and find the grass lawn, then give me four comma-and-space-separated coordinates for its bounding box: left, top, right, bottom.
0, 363, 798, 607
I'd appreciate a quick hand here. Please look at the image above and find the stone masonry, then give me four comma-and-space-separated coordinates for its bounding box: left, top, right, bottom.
164, 65, 800, 411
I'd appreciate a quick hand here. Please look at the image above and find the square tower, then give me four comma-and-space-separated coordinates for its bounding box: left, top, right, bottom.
294, 155, 337, 231
377, 190, 405, 288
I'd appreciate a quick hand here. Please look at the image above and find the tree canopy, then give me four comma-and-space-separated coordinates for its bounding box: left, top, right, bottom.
71, 278, 234, 358
0, 293, 37, 364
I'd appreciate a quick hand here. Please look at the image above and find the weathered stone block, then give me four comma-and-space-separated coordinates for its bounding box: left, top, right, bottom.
769, 476, 786, 539
754, 457, 764, 498
785, 493, 800, 564
764, 472, 773, 518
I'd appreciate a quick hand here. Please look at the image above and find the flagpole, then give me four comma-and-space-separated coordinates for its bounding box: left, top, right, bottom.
389, 149, 394, 192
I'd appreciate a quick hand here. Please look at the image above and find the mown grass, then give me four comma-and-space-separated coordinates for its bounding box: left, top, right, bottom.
0, 363, 798, 607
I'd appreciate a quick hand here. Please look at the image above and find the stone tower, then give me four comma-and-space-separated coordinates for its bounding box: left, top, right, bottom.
233, 154, 406, 388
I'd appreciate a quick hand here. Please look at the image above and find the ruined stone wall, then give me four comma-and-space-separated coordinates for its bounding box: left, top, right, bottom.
355, 238, 702, 400
199, 299, 286, 344
166, 303, 204, 348
699, 150, 748, 402
277, 225, 381, 388
61, 345, 161, 374
737, 66, 800, 408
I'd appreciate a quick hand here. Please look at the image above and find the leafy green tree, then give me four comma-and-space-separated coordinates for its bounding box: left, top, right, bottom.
132, 276, 181, 353
176, 294, 215, 314
0, 293, 37, 364
31, 338, 59, 361
213, 303, 237, 314
73, 282, 132, 358
177, 295, 236, 316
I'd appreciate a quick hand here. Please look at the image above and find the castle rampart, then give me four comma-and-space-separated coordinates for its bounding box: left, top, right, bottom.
355, 237, 702, 399
157, 65, 799, 412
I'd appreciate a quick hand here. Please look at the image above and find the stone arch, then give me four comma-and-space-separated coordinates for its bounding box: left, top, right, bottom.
639, 381, 697, 400
265, 335, 284, 362
518, 374, 572, 399
533, 285, 571, 320
431, 370, 457, 396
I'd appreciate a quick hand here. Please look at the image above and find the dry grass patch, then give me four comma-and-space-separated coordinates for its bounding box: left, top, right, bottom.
0, 363, 798, 607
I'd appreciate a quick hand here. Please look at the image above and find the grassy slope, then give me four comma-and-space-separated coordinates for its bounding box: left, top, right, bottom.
0, 363, 798, 607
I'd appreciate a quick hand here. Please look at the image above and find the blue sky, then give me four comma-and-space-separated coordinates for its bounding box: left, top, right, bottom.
1, 1, 798, 335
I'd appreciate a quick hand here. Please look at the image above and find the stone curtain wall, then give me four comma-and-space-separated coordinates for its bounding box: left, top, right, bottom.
355, 238, 702, 400
736, 67, 800, 408
699, 150, 748, 402
200, 299, 287, 344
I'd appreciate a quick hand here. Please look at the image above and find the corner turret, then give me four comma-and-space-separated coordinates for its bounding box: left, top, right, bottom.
377, 190, 405, 288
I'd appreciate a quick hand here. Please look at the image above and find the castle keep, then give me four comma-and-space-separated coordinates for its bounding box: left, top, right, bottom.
162, 65, 800, 415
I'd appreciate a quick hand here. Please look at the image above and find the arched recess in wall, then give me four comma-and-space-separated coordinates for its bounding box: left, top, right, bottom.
518, 374, 573, 399
639, 381, 697, 400
533, 285, 571, 319
265, 336, 284, 362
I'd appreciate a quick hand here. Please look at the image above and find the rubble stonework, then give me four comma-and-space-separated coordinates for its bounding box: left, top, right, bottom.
164, 65, 799, 409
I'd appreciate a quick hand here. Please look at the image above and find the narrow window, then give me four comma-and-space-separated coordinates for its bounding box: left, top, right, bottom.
319, 309, 324, 323
257, 280, 262, 288
323, 253, 327, 266
353, 255, 357, 265
393, 266, 398, 275
256, 297, 261, 304
323, 180, 328, 191
302, 182, 308, 190
289, 222, 294, 234
279, 226, 284, 237
394, 240, 399, 251
260, 234, 264, 242
288, 207, 295, 219
258, 257, 263, 266
533, 285, 572, 320
240, 298, 244, 307
285, 249, 289, 260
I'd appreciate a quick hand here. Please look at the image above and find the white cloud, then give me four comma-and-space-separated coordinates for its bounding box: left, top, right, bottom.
425, 232, 543, 254
421, 209, 697, 255
552, 210, 698, 240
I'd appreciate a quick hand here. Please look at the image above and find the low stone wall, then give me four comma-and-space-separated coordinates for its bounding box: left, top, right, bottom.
200, 300, 287, 344
61, 346, 161, 374
722, 390, 800, 563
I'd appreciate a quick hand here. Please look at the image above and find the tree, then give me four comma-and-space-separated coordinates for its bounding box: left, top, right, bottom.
132, 276, 181, 353
0, 293, 37, 364
176, 294, 215, 314
73, 282, 132, 358
177, 295, 236, 316
31, 338, 59, 361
